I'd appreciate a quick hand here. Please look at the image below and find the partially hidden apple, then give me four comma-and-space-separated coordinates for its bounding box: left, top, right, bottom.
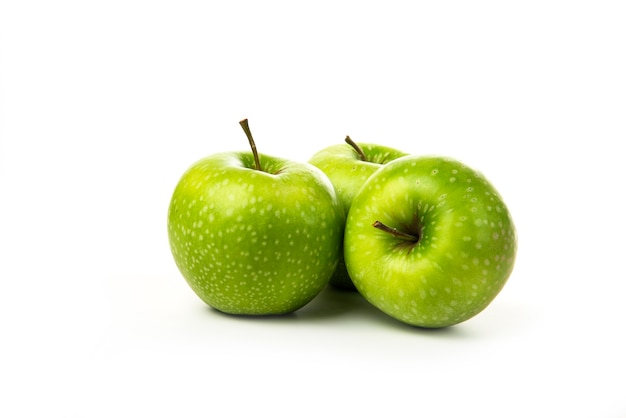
309, 138, 408, 289
168, 119, 344, 315
344, 155, 517, 327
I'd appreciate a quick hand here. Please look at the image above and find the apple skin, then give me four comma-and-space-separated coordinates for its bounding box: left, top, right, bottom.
344, 155, 517, 328
309, 142, 408, 289
168, 151, 344, 315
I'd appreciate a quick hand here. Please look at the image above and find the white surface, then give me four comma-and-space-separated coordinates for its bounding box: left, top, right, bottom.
1, 1, 625, 417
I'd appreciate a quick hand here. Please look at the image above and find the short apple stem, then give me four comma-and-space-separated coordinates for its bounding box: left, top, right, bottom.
239, 118, 262, 171
345, 136, 367, 161
372, 220, 419, 242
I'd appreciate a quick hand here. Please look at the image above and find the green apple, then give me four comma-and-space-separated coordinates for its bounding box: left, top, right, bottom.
344, 155, 517, 328
168, 119, 344, 315
309, 138, 408, 289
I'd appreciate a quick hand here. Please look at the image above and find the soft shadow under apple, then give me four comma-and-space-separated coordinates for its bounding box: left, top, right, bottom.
206, 286, 470, 338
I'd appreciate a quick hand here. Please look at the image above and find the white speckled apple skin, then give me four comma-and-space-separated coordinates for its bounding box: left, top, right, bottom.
168, 152, 344, 315
344, 155, 517, 328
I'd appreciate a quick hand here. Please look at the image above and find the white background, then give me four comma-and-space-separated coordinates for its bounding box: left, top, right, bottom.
1, 1, 625, 416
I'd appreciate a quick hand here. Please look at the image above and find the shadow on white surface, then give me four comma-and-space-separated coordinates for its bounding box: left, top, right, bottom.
202, 284, 524, 339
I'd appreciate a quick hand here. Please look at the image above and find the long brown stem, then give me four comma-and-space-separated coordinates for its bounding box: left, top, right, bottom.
345, 136, 367, 161
372, 220, 419, 242
239, 118, 261, 171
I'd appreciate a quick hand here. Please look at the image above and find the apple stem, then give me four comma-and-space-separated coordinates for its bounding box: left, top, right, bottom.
345, 136, 367, 161
372, 220, 419, 242
239, 118, 262, 171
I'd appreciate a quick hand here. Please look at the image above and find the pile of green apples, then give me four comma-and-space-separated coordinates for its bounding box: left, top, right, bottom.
167, 119, 517, 328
